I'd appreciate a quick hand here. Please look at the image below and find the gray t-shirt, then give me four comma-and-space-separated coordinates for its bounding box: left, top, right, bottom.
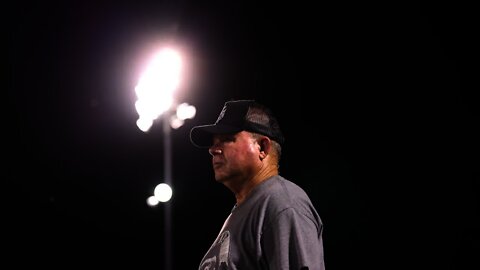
199, 175, 325, 270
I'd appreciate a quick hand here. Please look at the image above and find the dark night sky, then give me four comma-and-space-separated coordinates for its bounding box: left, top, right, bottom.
10, 1, 478, 269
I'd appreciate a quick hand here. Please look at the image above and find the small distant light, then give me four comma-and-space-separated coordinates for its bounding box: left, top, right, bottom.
176, 103, 196, 120
146, 195, 159, 206
136, 117, 153, 132
170, 116, 185, 129
154, 183, 173, 202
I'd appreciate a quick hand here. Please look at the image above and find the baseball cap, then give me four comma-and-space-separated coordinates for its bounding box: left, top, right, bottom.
189, 100, 285, 148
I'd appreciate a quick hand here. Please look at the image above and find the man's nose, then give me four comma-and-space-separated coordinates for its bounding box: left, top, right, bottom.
209, 147, 223, 156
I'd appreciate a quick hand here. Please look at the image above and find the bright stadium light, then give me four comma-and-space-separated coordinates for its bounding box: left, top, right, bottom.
134, 46, 195, 270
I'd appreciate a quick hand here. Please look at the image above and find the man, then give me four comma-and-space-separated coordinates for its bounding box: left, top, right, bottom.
190, 99, 325, 270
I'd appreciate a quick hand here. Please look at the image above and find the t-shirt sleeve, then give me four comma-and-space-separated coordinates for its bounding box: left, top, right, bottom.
262, 207, 325, 270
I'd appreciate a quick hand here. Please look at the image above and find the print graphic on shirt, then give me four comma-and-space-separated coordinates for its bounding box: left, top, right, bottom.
199, 230, 231, 270
200, 256, 216, 270
218, 230, 230, 265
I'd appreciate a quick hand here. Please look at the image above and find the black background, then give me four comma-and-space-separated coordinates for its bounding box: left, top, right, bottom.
10, 1, 478, 269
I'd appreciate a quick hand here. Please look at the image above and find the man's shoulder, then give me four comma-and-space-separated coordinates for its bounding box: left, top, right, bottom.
257, 175, 311, 208
270, 175, 308, 196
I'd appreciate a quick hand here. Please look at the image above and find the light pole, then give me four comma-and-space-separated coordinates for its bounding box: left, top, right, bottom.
162, 109, 173, 270
134, 47, 195, 270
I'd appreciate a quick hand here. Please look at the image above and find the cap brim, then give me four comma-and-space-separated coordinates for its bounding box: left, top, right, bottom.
190, 124, 242, 148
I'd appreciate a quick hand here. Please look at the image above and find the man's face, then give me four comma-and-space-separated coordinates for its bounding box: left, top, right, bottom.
209, 131, 260, 184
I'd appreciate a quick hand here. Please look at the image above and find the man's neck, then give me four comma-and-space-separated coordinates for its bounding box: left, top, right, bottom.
233, 167, 278, 206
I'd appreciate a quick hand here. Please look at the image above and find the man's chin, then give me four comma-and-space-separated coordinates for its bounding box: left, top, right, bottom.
214, 172, 229, 183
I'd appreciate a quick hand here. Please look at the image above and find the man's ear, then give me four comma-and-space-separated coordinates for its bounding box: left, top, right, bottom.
259, 137, 270, 155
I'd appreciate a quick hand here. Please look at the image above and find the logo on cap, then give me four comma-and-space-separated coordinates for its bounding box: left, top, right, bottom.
215, 105, 228, 124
